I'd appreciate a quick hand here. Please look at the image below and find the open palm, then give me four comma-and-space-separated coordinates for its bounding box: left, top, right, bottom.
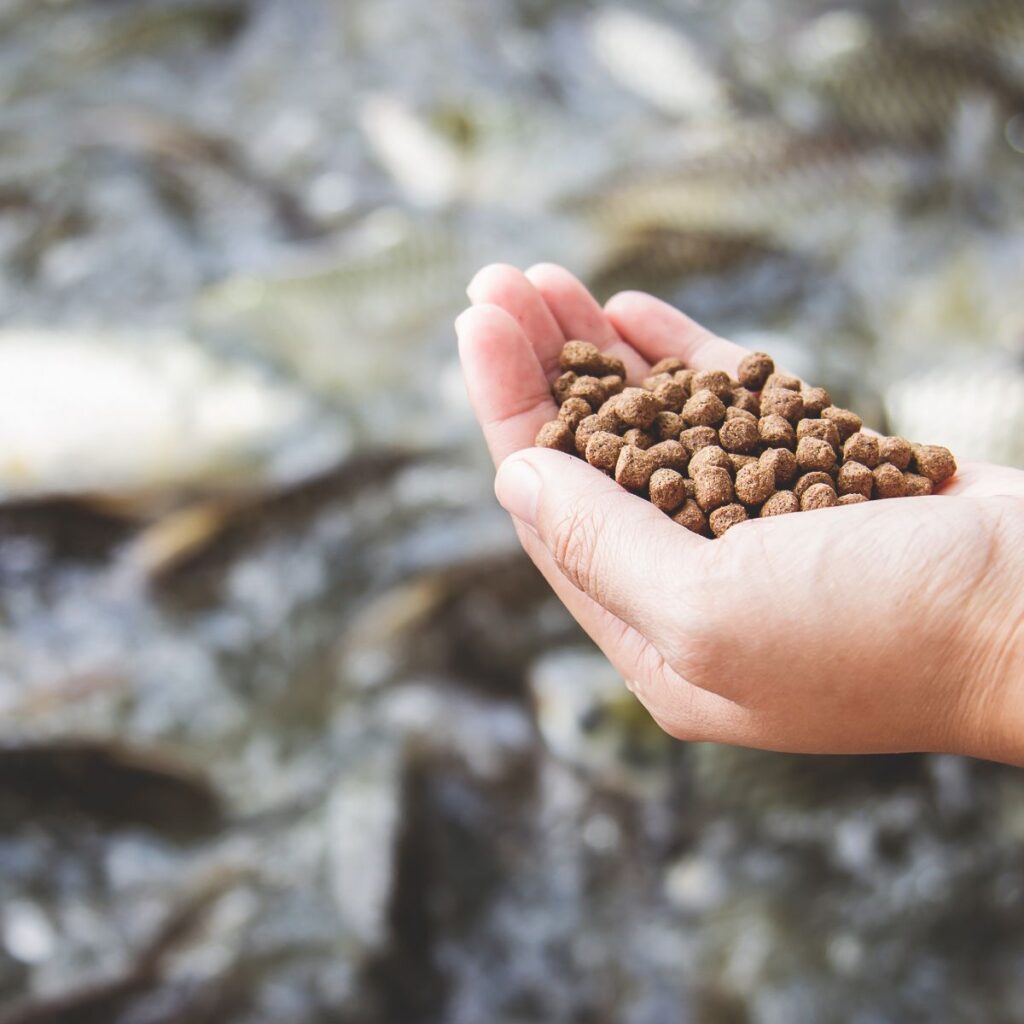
456, 263, 1024, 764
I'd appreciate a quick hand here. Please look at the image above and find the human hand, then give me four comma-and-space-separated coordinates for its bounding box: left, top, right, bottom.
455, 263, 1024, 764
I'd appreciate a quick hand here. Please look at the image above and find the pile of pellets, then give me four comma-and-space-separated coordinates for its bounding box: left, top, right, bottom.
535, 341, 957, 538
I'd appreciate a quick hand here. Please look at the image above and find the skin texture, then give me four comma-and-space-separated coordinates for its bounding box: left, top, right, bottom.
455, 263, 1024, 765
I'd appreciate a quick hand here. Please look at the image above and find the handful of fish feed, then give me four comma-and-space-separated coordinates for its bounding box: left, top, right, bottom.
536, 342, 957, 538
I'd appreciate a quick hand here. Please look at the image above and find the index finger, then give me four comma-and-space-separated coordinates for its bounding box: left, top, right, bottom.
455, 303, 557, 466
604, 291, 750, 375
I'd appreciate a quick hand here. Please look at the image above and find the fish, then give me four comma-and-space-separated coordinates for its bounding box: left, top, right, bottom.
924, 0, 1024, 81
589, 227, 785, 300
808, 37, 1024, 146
127, 447, 417, 582
194, 211, 471, 400
0, 328, 349, 508
587, 7, 729, 119
569, 123, 929, 255
0, 739, 222, 836
0, 0, 248, 103
76, 107, 323, 239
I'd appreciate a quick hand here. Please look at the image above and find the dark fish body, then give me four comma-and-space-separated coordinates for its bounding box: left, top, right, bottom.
812, 37, 1024, 145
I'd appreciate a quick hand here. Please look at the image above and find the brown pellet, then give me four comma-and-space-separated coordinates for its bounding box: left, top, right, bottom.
725, 406, 757, 424
735, 461, 776, 505
614, 387, 661, 429
601, 374, 625, 396
683, 389, 727, 427
760, 490, 800, 517
623, 428, 654, 450
758, 414, 796, 449
560, 340, 607, 376
797, 418, 841, 451
801, 385, 831, 417
652, 411, 685, 441
694, 466, 734, 511
794, 471, 834, 499
719, 416, 760, 454
903, 472, 934, 497
692, 369, 735, 401
709, 503, 748, 537
731, 387, 761, 415
843, 431, 880, 468
837, 461, 874, 499
651, 356, 687, 376
604, 354, 627, 379
737, 351, 774, 391
760, 447, 798, 487
672, 369, 695, 396
642, 372, 672, 392
553, 371, 577, 403
653, 378, 687, 413
594, 401, 624, 432
796, 436, 837, 473
679, 425, 719, 454
873, 462, 907, 499
760, 387, 805, 424
647, 440, 688, 473
558, 397, 592, 432
575, 414, 603, 456
568, 375, 608, 409
672, 499, 707, 535
912, 444, 957, 484
822, 406, 863, 442
837, 493, 868, 506
801, 482, 838, 511
535, 419, 575, 453
764, 371, 802, 392
615, 445, 655, 491
688, 445, 733, 478
729, 453, 758, 474
649, 468, 688, 513
585, 431, 626, 473
879, 436, 913, 471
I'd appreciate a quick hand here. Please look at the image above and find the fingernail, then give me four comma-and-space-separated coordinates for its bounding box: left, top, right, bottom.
495, 455, 541, 528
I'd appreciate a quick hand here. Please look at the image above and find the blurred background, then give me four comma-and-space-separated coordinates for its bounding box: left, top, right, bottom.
1, 0, 1023, 1021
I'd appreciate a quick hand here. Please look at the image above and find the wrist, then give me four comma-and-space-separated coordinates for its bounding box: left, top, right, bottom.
957, 498, 1024, 765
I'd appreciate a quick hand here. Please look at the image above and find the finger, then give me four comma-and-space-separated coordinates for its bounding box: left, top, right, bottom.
525, 262, 650, 383
604, 290, 750, 375
456, 304, 556, 465
467, 264, 566, 379
494, 446, 709, 646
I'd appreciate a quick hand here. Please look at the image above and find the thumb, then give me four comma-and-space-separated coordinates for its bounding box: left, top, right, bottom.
494, 447, 707, 643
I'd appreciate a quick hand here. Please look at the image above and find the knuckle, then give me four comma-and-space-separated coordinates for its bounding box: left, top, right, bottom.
632, 645, 715, 743
658, 591, 726, 692
549, 499, 606, 598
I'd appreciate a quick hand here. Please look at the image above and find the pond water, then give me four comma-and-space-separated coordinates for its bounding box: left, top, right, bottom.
1, 1, 1023, 1021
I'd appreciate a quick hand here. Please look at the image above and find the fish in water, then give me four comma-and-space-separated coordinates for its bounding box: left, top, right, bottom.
194, 211, 472, 400
569, 122, 928, 255
807, 36, 1024, 146
0, 328, 349, 508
